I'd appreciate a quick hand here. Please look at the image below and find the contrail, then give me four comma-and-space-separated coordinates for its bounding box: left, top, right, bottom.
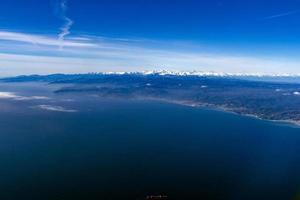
265, 9, 300, 19
58, 0, 73, 49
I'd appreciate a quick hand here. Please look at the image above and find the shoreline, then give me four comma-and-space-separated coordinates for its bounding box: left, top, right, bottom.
1, 81, 299, 128
141, 97, 300, 128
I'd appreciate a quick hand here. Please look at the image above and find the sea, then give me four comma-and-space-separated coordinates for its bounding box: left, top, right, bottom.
0, 83, 299, 200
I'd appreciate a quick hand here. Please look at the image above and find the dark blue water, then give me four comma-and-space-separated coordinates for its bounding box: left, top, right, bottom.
0, 84, 300, 200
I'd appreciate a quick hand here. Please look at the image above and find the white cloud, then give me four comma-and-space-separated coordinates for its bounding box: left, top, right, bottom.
0, 92, 18, 99
35, 105, 77, 112
0, 31, 95, 47
0, 91, 50, 100
15, 96, 50, 101
265, 9, 300, 19
58, 0, 74, 49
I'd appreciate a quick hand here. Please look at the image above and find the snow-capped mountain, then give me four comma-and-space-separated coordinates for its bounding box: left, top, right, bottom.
99, 70, 300, 77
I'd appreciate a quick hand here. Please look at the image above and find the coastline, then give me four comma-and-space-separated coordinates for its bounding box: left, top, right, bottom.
1, 80, 299, 128
141, 97, 300, 128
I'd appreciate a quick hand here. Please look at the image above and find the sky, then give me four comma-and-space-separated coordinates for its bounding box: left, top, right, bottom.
0, 0, 300, 76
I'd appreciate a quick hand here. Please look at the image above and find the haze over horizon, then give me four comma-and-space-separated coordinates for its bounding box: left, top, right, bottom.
1, 0, 300, 76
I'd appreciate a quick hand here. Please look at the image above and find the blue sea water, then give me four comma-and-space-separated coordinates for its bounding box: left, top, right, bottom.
0, 83, 300, 200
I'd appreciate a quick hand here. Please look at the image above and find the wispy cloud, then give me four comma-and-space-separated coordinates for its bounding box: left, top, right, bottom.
35, 105, 77, 112
57, 0, 74, 49
0, 31, 95, 47
0, 91, 50, 101
0, 92, 18, 99
265, 9, 300, 19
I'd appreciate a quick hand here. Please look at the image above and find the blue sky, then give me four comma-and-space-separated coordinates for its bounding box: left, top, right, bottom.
1, 0, 300, 76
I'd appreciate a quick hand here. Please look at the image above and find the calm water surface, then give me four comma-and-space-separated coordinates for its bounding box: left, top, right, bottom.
0, 83, 300, 200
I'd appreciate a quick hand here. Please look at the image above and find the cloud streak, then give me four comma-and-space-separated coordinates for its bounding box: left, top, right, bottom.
58, 0, 74, 49
265, 9, 300, 19
0, 91, 50, 101
0, 31, 95, 47
35, 105, 77, 112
